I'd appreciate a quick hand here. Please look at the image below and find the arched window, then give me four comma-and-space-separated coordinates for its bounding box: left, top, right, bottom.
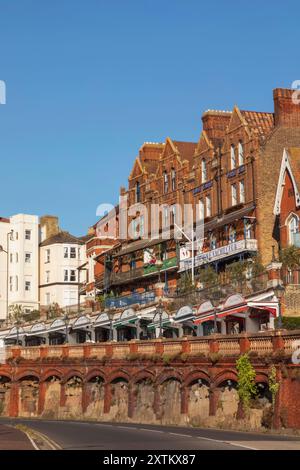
287, 213, 299, 245
238, 141, 244, 166
171, 168, 176, 191
201, 159, 207, 183
198, 199, 204, 221
163, 171, 169, 194
136, 181, 141, 203
231, 144, 236, 169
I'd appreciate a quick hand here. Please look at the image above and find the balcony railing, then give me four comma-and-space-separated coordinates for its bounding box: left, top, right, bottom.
179, 239, 258, 271
105, 291, 156, 309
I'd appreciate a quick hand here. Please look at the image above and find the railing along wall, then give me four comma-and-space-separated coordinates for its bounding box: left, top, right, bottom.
6, 330, 300, 362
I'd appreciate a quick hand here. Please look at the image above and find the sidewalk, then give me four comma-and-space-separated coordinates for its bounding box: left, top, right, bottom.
0, 424, 34, 450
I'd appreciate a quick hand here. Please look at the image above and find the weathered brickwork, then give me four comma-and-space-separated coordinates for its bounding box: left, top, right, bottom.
1, 332, 300, 430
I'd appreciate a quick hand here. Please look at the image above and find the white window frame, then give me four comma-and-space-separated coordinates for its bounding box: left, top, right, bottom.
206, 195, 211, 217
231, 183, 237, 206
231, 144, 236, 169
239, 180, 245, 203
70, 247, 76, 259
25, 229, 31, 240
25, 280, 31, 291
25, 252, 31, 263
287, 213, 299, 245
201, 159, 207, 183
238, 141, 244, 166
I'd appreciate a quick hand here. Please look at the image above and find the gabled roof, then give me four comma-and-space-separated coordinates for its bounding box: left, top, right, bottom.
40, 231, 85, 247
273, 148, 300, 215
173, 141, 197, 163
240, 110, 274, 137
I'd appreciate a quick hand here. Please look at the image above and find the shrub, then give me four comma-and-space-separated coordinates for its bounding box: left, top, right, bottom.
236, 353, 257, 411
275, 316, 300, 330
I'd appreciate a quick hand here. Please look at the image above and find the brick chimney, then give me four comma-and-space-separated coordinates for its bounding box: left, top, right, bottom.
201, 110, 231, 141
273, 88, 300, 127
40, 215, 60, 241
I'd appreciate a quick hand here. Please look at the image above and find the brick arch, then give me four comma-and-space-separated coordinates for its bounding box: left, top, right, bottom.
107, 369, 130, 384
40, 369, 63, 382
183, 369, 211, 387
15, 371, 40, 382
213, 369, 238, 387
85, 369, 106, 383
155, 370, 183, 386
255, 372, 269, 384
62, 370, 84, 384
131, 369, 155, 385
0, 372, 12, 382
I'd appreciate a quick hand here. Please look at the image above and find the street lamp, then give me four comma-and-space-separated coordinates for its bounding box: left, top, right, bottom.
210, 288, 222, 334
0, 230, 14, 322
154, 299, 164, 338
107, 310, 115, 341
274, 284, 285, 329
63, 314, 69, 343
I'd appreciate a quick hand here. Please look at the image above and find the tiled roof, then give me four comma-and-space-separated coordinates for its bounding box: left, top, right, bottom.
40, 231, 85, 247
240, 110, 274, 136
173, 141, 197, 162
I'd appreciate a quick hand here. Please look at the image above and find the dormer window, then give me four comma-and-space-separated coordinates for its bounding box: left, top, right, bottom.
171, 168, 176, 191
231, 144, 236, 169
163, 171, 169, 194
238, 141, 244, 166
201, 159, 207, 183
136, 181, 141, 203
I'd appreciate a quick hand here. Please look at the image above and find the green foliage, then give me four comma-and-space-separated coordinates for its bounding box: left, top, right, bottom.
280, 246, 300, 269
47, 302, 63, 320
23, 310, 40, 322
275, 316, 300, 330
197, 266, 218, 288
236, 353, 257, 411
8, 304, 24, 323
226, 260, 248, 285
268, 366, 280, 408
178, 272, 194, 293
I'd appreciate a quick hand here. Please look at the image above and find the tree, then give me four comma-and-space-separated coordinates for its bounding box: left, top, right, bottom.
47, 302, 63, 320
236, 353, 257, 412
268, 366, 280, 409
8, 304, 24, 324
280, 246, 300, 270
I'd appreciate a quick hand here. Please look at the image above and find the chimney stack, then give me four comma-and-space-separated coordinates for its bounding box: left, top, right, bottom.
273, 88, 300, 127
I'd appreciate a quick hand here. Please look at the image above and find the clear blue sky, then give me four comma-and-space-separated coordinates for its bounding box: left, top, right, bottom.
0, 0, 299, 235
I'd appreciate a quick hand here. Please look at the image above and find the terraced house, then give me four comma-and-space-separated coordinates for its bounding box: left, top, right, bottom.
87, 88, 300, 338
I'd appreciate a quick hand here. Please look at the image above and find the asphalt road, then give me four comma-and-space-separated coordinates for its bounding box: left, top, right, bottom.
1, 418, 300, 450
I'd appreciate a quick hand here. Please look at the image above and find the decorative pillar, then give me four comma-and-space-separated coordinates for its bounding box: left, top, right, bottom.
209, 385, 220, 416
180, 385, 189, 415
9, 382, 19, 417
59, 382, 67, 408
38, 381, 47, 415
239, 333, 250, 354
103, 383, 112, 414
266, 260, 283, 289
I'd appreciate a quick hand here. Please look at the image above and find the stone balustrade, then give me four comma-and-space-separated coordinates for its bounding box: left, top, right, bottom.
5, 330, 300, 361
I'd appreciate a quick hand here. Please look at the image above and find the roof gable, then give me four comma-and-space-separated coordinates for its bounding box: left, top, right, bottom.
195, 131, 213, 155
273, 148, 300, 215
129, 157, 144, 180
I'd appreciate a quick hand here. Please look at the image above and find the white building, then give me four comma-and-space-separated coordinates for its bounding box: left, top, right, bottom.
39, 231, 86, 310
0, 214, 39, 321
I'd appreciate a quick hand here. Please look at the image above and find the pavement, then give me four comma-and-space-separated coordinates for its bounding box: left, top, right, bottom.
0, 423, 34, 450
1, 418, 300, 450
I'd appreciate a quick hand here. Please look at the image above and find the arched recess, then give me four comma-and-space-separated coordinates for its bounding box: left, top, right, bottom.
107, 375, 129, 423
18, 375, 39, 418
42, 374, 62, 419
131, 371, 156, 424
59, 375, 83, 420
214, 373, 239, 420
185, 372, 210, 426
0, 375, 11, 417
84, 372, 106, 420
158, 375, 182, 425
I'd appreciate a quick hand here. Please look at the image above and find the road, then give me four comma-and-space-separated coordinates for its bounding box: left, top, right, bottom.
1, 418, 300, 450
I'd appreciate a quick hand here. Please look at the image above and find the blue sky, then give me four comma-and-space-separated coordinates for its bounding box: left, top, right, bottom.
0, 0, 299, 235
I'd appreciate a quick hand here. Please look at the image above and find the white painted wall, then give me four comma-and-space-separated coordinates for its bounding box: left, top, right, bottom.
0, 214, 39, 320
40, 242, 86, 308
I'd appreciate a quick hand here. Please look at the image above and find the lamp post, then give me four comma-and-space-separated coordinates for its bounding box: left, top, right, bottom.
0, 230, 14, 322
108, 310, 115, 341
174, 222, 195, 286
63, 314, 69, 344
274, 284, 285, 329
154, 299, 164, 338
210, 288, 222, 334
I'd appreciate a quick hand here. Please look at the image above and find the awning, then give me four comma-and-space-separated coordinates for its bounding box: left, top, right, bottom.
248, 301, 278, 317
113, 316, 139, 328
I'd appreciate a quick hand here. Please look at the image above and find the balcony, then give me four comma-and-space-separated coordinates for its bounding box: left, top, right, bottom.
179, 239, 258, 271
109, 257, 178, 286
105, 291, 156, 309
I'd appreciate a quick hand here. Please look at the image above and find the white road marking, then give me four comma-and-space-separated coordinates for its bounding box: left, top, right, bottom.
139, 428, 164, 434
168, 432, 192, 438
197, 435, 258, 450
